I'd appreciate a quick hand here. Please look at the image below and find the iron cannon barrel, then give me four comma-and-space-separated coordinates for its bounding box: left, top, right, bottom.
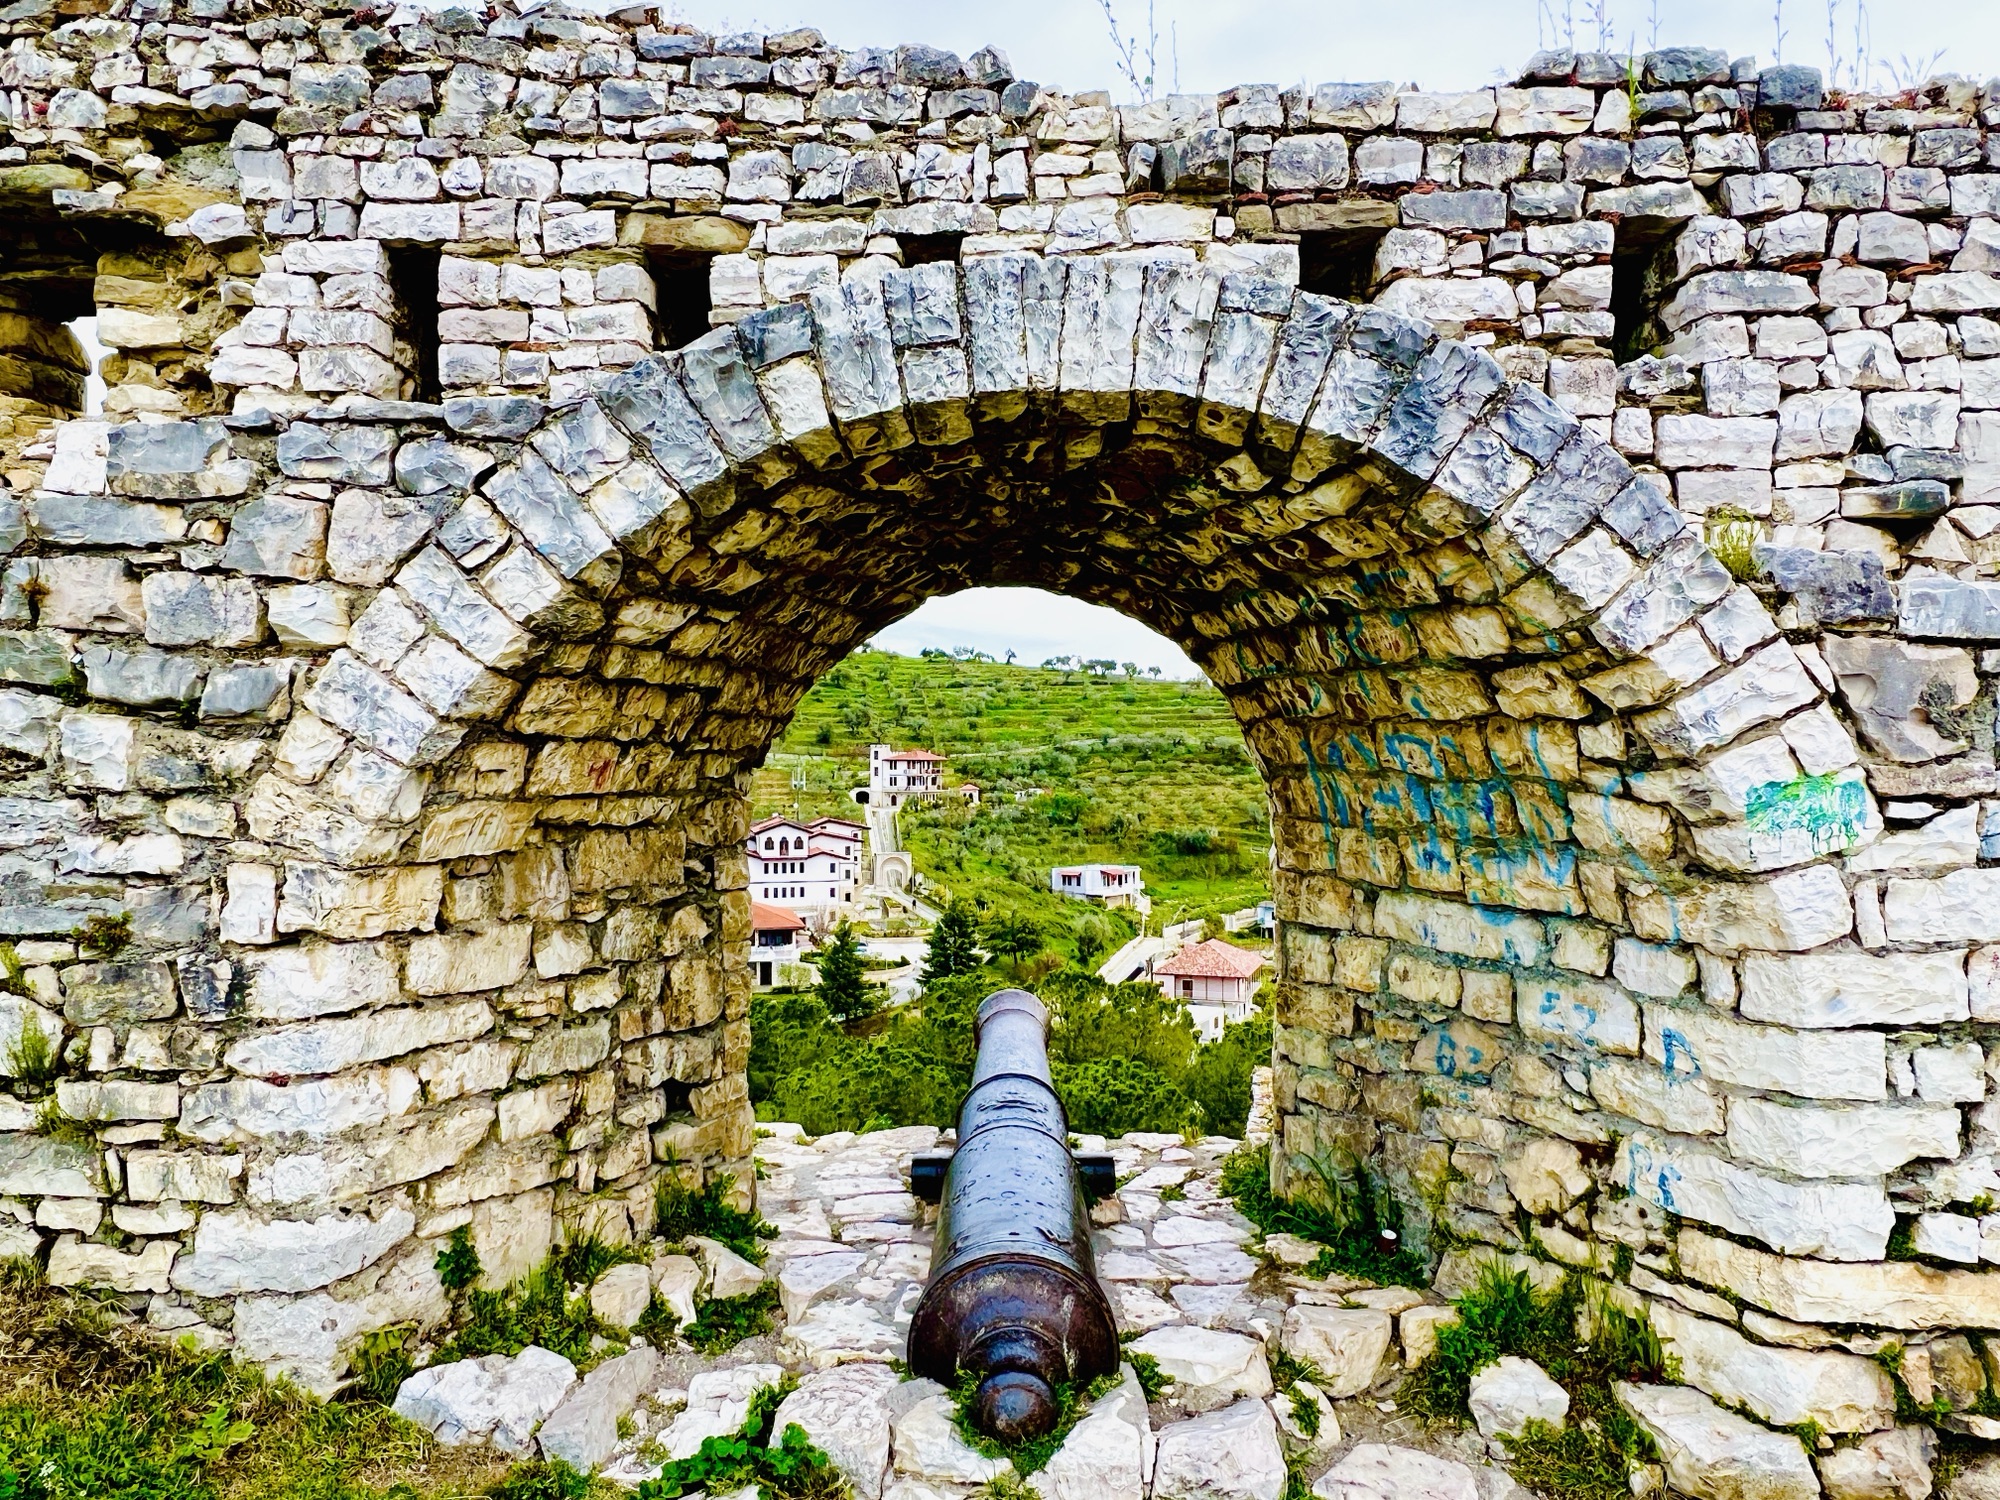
906, 989, 1120, 1443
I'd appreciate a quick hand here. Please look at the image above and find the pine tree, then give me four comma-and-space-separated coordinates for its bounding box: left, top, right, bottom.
922, 900, 982, 982
816, 922, 873, 1021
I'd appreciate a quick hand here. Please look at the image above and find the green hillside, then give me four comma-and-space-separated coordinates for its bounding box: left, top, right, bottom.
750, 650, 1272, 956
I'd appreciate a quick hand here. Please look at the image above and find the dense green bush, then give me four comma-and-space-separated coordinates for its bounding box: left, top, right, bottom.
750, 966, 1266, 1140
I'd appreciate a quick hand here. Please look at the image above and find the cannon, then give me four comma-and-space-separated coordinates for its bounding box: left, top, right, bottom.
905, 988, 1121, 1442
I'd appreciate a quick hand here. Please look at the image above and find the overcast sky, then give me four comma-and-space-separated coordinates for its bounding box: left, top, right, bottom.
668, 0, 2000, 105
685, 0, 1998, 672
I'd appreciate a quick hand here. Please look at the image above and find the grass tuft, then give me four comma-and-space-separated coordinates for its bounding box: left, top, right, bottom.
653, 1170, 776, 1265
947, 1367, 1120, 1477
1396, 1264, 1672, 1500
1219, 1142, 1427, 1286
634, 1375, 849, 1499
681, 1285, 779, 1355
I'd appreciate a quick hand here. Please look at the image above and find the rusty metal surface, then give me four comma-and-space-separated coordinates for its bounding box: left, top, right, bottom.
906, 989, 1120, 1442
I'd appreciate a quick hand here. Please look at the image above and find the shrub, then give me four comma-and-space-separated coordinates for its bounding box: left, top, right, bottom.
653, 1172, 774, 1264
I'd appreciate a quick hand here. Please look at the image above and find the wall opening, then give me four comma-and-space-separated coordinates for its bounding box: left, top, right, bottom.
1610, 227, 1673, 363
386, 245, 442, 403
1297, 226, 1390, 302
898, 232, 965, 267
649, 249, 717, 349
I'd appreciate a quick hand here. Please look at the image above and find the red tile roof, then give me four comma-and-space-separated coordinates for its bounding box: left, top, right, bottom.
883, 748, 944, 761
1154, 939, 1269, 980
750, 901, 806, 933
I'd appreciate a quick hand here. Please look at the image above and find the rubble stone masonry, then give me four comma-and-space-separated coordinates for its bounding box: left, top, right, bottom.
2, 0, 2000, 1467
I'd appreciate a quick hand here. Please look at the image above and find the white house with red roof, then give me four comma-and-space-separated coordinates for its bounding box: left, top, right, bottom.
750, 900, 809, 989
1049, 862, 1149, 913
747, 814, 865, 920
1154, 938, 1270, 1041
867, 743, 945, 808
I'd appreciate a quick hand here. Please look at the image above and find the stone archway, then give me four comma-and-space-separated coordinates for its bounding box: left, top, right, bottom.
254, 252, 1858, 1299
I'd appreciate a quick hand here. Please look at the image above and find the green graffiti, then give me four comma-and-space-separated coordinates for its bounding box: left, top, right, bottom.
1743, 772, 1868, 854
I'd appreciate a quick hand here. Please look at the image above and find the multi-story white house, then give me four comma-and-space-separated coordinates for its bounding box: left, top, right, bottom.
1049, 863, 1149, 913
867, 743, 945, 808
1153, 938, 1269, 1042
747, 814, 864, 919
749, 901, 812, 989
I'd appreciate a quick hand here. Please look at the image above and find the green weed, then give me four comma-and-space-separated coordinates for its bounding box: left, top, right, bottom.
346, 1327, 416, 1408
1219, 1143, 1427, 1286
551, 1235, 647, 1288
681, 1285, 779, 1355
0, 942, 30, 998
0, 1273, 519, 1500
74, 912, 133, 959
1127, 1351, 1171, 1402
6, 1013, 59, 1094
435, 1227, 482, 1292
1396, 1266, 1672, 1500
439, 1259, 605, 1367
947, 1367, 1119, 1477
485, 1458, 605, 1499
653, 1170, 775, 1264
635, 1375, 848, 1499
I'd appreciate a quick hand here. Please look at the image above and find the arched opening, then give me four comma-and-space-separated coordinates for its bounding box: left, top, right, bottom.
255, 258, 1846, 1293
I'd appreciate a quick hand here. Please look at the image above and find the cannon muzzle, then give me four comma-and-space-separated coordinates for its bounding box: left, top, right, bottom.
905, 989, 1120, 1442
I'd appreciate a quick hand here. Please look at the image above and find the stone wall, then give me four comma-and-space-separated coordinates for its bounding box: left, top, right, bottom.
3, 0, 2000, 1470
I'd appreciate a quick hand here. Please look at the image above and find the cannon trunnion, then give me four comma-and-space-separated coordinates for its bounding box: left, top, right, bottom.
905, 989, 1120, 1442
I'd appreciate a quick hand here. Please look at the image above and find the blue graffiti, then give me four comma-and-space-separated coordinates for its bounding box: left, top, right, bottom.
1659, 1027, 1700, 1083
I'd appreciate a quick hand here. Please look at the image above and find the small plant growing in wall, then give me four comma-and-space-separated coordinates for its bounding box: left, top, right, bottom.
75, 912, 133, 959
435, 1225, 482, 1292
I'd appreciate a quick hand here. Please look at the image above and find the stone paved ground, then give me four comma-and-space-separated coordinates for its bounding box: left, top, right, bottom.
397, 1123, 1541, 1499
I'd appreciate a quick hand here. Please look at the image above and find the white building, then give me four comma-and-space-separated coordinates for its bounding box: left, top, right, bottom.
1153, 938, 1269, 1042
1049, 863, 1149, 913
750, 900, 810, 989
747, 814, 864, 919
866, 743, 945, 808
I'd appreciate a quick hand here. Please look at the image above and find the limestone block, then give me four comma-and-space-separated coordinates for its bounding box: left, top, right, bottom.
0, 1134, 102, 1197
1468, 1357, 1568, 1440
1151, 1398, 1285, 1500
1615, 1130, 1892, 1259
48, 1234, 175, 1292
1726, 1097, 1960, 1178
1501, 1138, 1591, 1215
243, 941, 399, 1020
1680, 1228, 2000, 1328
1131, 1325, 1274, 1412
224, 998, 493, 1078
1739, 949, 1968, 1026
171, 1205, 415, 1295
1817, 1426, 1934, 1500
1279, 1305, 1392, 1398
890, 1392, 1012, 1489
393, 1346, 578, 1453
179, 1069, 419, 1142
1027, 1365, 1152, 1500
1646, 1300, 1896, 1434
768, 1361, 901, 1500
1615, 1383, 1817, 1500
537, 1344, 657, 1471
587, 1262, 650, 1329
1310, 1443, 1479, 1500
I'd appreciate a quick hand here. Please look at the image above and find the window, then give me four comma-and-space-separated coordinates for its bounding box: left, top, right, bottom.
1299, 226, 1392, 303
385, 246, 442, 403
1181, 979, 1194, 998
648, 248, 716, 350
